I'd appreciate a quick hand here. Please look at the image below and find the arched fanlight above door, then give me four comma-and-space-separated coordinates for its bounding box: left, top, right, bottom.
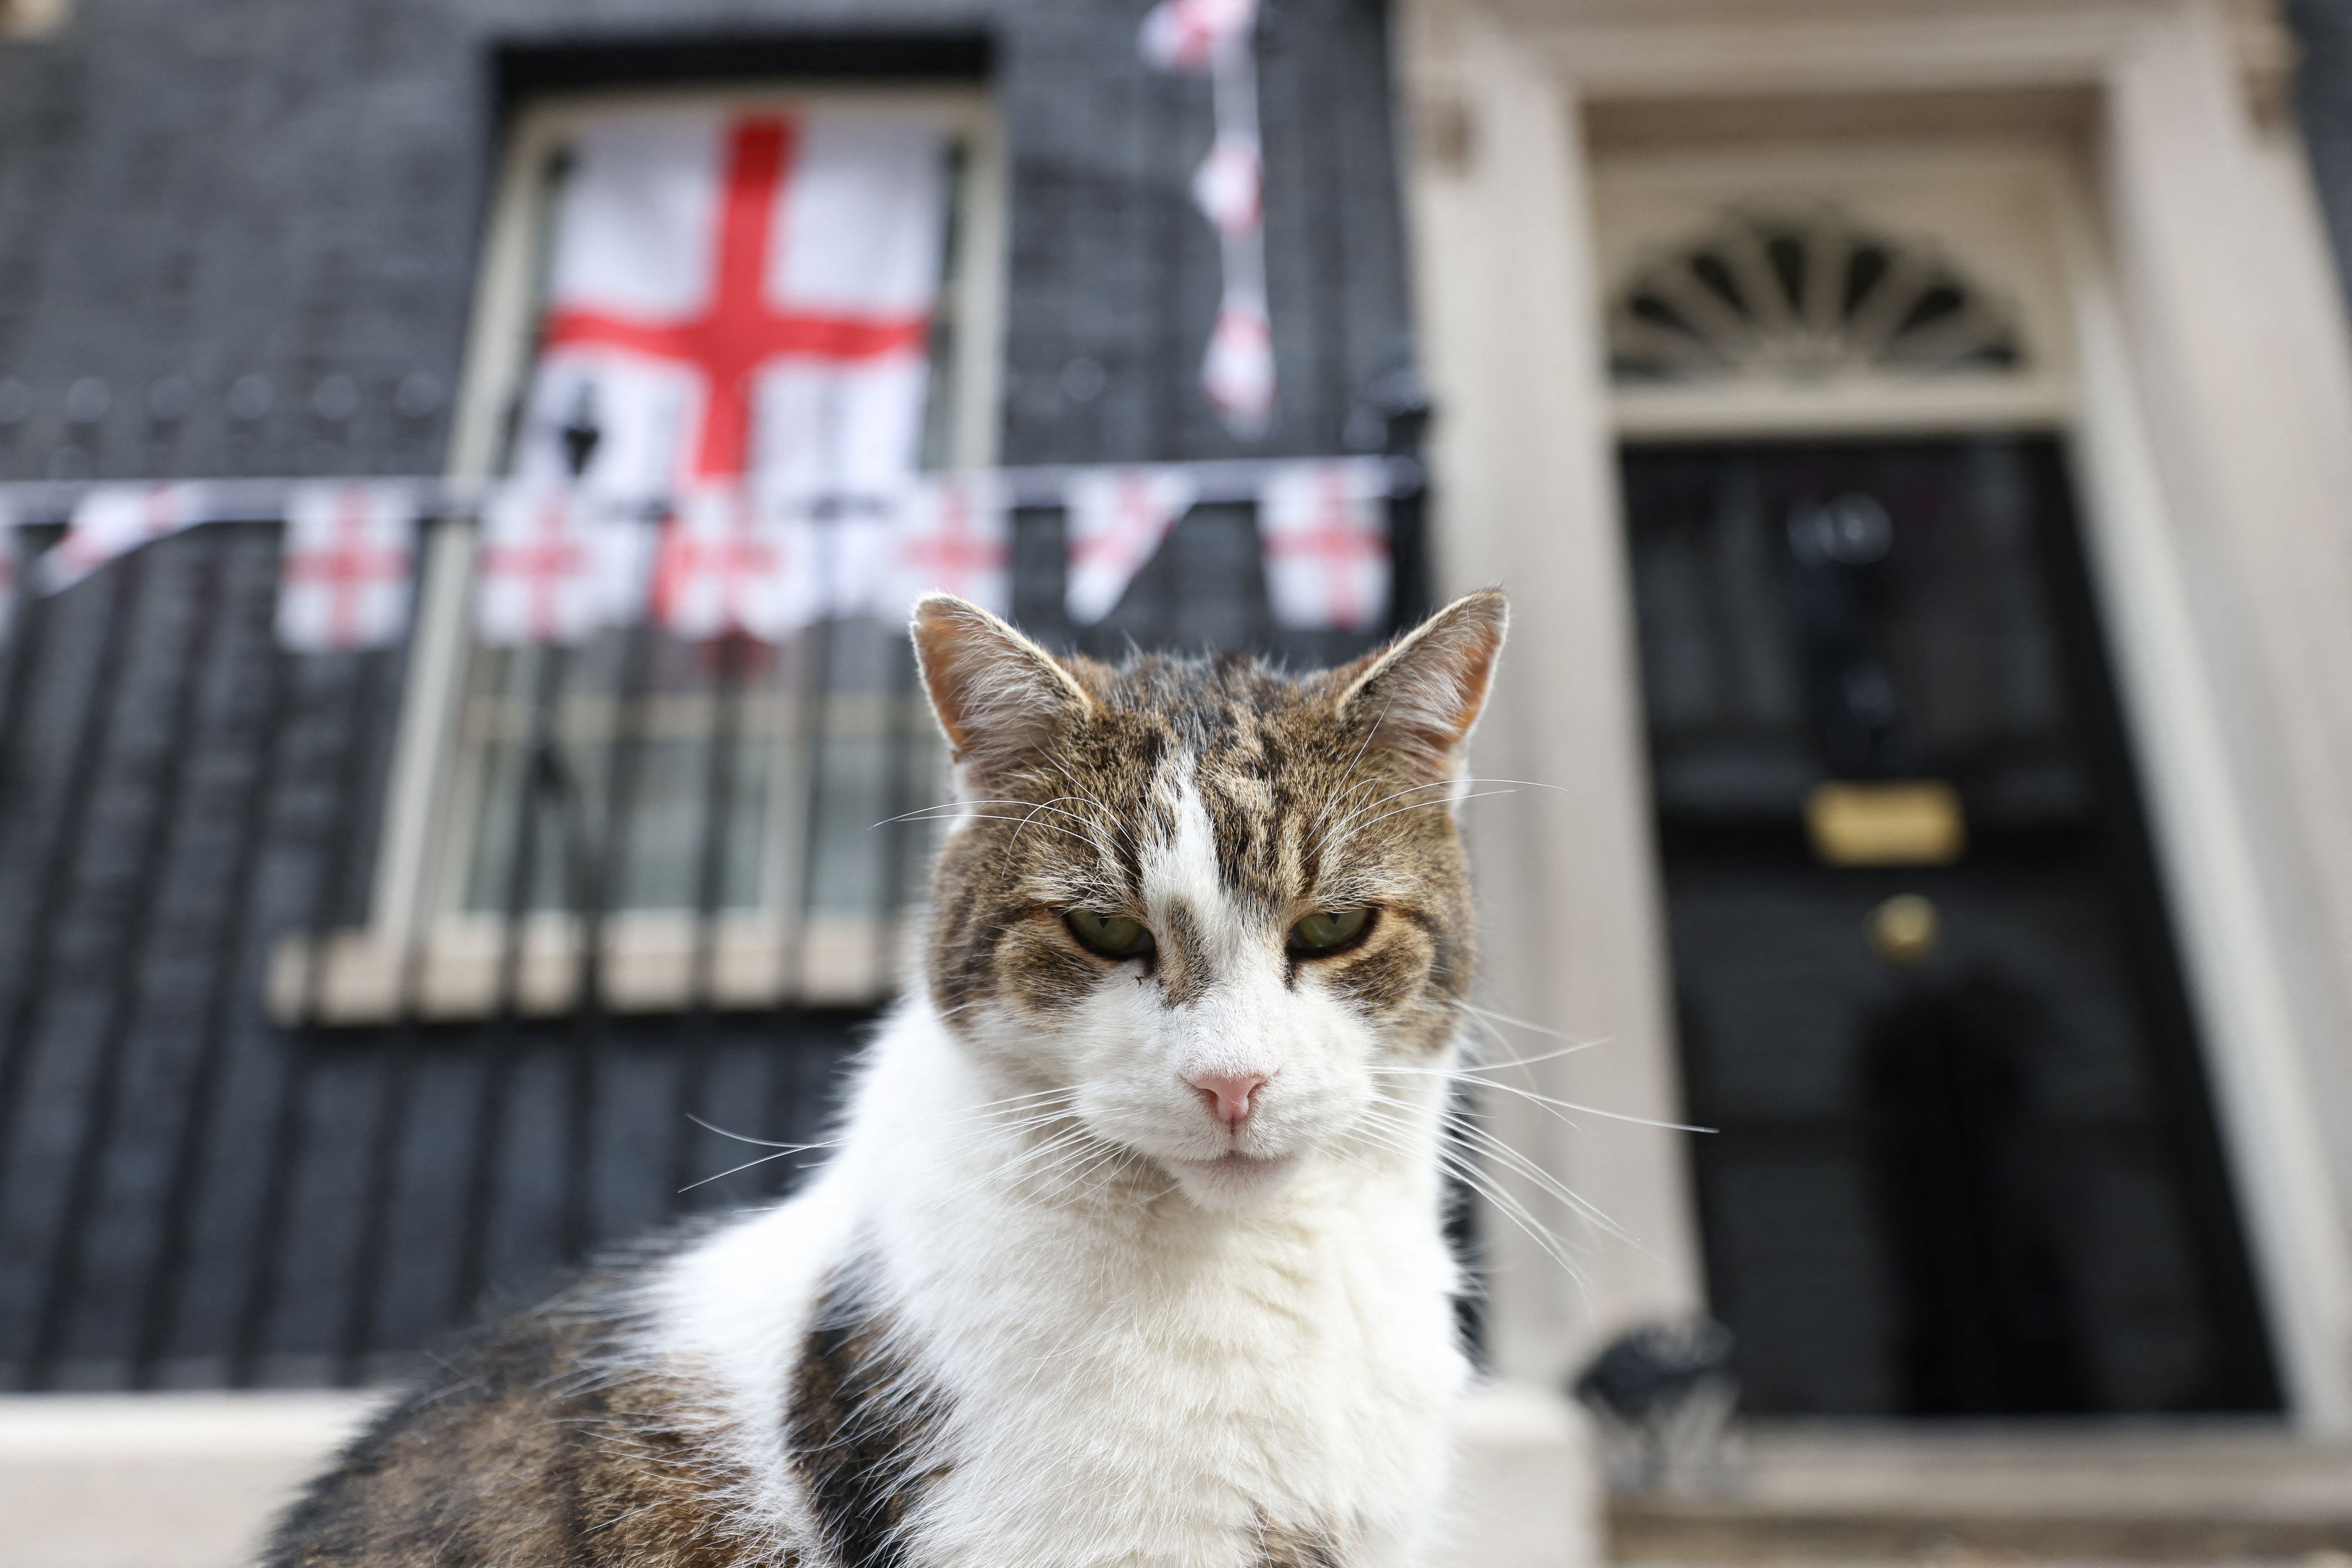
1608, 212, 2026, 385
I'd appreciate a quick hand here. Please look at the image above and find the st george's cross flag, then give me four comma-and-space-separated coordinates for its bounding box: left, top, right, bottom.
882, 474, 1011, 620
653, 486, 821, 642
476, 486, 647, 646
275, 484, 418, 653
1140, 0, 1257, 69
1258, 459, 1391, 631
512, 108, 951, 500
38, 483, 213, 594
1064, 466, 1200, 626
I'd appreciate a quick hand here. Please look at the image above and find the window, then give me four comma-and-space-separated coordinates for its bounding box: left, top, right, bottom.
1590, 153, 2076, 440
278, 86, 1004, 1022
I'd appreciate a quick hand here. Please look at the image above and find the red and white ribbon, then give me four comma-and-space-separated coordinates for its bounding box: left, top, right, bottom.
275, 484, 417, 653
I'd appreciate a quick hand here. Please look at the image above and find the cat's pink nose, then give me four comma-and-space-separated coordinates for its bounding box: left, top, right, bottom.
1188, 1071, 1267, 1128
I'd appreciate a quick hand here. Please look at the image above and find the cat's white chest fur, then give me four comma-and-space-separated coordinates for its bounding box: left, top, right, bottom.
648, 1002, 1468, 1568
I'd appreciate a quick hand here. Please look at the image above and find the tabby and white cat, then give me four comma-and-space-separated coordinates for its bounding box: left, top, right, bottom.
268, 588, 1509, 1568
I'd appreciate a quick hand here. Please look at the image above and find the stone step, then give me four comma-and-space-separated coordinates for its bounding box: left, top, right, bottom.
1608, 1422, 2352, 1562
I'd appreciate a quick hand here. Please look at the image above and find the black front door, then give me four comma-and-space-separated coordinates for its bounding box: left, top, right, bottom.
1622, 436, 2277, 1416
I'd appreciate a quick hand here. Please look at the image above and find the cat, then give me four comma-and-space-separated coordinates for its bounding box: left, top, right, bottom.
266, 587, 1509, 1568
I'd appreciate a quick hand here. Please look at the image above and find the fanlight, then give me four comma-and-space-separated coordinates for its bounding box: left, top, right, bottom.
1608, 212, 2025, 384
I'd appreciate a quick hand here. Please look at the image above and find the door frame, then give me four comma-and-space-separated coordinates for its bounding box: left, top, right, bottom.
1399, 0, 2352, 1430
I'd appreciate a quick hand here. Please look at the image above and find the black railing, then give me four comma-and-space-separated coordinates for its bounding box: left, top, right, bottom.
0, 472, 1426, 1392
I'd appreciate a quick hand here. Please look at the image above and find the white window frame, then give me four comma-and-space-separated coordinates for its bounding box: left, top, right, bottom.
272, 83, 1005, 1024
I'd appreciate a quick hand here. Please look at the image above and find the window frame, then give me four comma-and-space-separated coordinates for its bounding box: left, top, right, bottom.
272, 82, 1004, 1024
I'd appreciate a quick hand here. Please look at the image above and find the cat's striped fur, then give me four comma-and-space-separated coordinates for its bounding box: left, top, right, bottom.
268, 590, 1506, 1567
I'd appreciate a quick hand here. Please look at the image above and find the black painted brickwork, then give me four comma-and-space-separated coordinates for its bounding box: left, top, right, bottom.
0, 0, 1419, 1389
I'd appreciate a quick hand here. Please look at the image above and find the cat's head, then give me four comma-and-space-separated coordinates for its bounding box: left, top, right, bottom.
910, 591, 1506, 1211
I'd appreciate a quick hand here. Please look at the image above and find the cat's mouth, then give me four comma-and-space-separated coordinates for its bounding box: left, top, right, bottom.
1167, 1148, 1299, 1203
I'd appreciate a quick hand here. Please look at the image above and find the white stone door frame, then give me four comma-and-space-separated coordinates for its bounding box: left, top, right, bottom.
1401, 0, 2352, 1431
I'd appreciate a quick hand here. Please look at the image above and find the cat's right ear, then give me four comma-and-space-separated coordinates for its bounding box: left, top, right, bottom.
910, 594, 1093, 788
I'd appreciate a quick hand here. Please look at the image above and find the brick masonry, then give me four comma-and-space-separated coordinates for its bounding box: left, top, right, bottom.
0, 0, 1420, 1390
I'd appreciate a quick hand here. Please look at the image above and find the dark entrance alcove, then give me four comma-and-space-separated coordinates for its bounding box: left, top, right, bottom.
1621, 436, 2277, 1416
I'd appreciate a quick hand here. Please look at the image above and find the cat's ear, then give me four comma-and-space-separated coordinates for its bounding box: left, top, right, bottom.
1332, 589, 1508, 780
911, 594, 1093, 785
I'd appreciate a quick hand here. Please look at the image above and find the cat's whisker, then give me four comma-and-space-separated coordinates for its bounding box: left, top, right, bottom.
1361, 1086, 1635, 1245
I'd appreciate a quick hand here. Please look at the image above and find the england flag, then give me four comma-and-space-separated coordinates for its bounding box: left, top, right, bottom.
1258, 459, 1391, 631
511, 108, 952, 500
476, 486, 644, 647
1064, 466, 1199, 626
883, 474, 1011, 620
653, 486, 820, 642
275, 484, 417, 653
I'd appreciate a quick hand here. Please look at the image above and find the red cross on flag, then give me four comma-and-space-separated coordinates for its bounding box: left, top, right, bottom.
653, 486, 820, 643
1259, 459, 1391, 631
1064, 467, 1200, 626
882, 474, 1011, 621
275, 484, 417, 653
37, 483, 213, 594
476, 486, 643, 647
514, 108, 950, 499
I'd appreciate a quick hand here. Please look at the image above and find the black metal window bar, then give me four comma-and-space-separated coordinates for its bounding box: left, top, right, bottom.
0, 417, 1432, 1392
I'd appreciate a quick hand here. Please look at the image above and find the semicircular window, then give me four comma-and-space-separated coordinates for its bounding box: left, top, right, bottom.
1609, 212, 2026, 384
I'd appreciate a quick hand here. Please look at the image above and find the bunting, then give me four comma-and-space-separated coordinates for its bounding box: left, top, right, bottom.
2, 456, 1408, 652
1142, 0, 1275, 437
276, 484, 417, 653
654, 486, 819, 643
1259, 459, 1390, 631
475, 486, 644, 647
38, 482, 212, 594
886, 474, 1011, 620
1064, 466, 1200, 626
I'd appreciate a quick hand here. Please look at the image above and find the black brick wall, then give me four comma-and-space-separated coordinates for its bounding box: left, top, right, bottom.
0, 0, 1419, 1389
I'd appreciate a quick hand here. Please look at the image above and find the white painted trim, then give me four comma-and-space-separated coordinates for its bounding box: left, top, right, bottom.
1401, 0, 2352, 1430
1401, 1, 1709, 1386
2054, 165, 2352, 1435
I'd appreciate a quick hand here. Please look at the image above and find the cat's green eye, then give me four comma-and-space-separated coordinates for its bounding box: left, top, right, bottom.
1289, 907, 1373, 955
1065, 909, 1154, 960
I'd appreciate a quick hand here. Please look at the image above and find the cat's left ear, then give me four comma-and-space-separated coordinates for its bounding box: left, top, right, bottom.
1332, 589, 1509, 781
911, 594, 1093, 788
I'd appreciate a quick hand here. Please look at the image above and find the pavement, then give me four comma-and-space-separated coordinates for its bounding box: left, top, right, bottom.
0, 1383, 1599, 1568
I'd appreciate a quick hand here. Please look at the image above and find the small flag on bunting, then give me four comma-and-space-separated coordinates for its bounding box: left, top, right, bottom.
653, 486, 818, 642
1064, 466, 1199, 626
886, 474, 1011, 619
1258, 459, 1391, 631
476, 486, 639, 647
38, 482, 212, 594
275, 484, 417, 653
817, 499, 900, 627
1140, 0, 1255, 71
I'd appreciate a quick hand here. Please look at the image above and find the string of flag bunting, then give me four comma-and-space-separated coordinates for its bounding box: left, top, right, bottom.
0, 454, 1415, 654
1140, 0, 1274, 437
